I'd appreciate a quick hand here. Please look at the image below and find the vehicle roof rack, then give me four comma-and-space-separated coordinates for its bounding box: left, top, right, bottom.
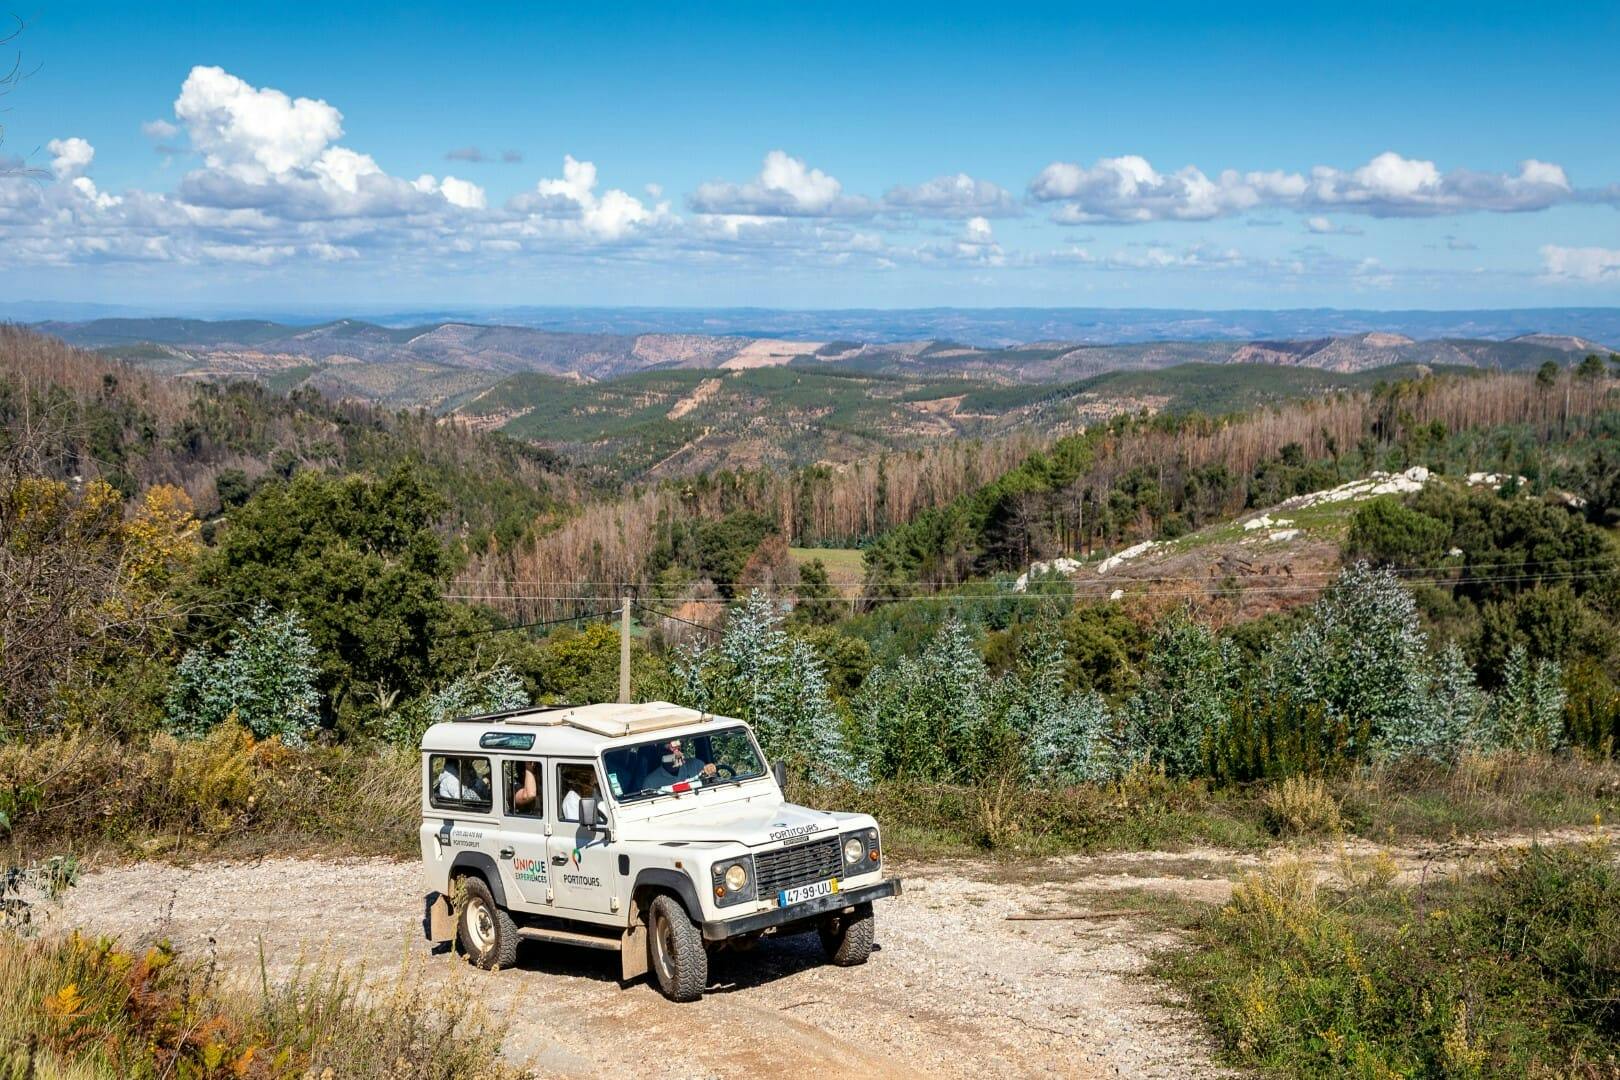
452, 703, 574, 724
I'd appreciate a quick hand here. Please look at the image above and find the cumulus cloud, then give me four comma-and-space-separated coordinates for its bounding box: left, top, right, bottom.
1540, 245, 1620, 283
140, 119, 179, 141
1031, 151, 1579, 223
520, 154, 666, 240
884, 172, 1019, 218
175, 66, 344, 178
46, 138, 95, 180
690, 150, 871, 217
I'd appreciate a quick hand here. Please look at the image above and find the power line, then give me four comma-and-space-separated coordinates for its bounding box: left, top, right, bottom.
444, 606, 619, 637
446, 551, 1620, 591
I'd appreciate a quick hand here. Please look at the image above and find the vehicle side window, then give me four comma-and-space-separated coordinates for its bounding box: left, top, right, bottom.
428, 754, 492, 812
557, 762, 601, 823
504, 759, 542, 818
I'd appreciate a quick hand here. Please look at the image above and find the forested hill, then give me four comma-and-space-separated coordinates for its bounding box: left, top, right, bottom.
0, 325, 577, 552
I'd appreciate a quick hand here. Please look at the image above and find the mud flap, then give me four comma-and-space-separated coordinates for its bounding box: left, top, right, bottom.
621, 921, 649, 981
424, 892, 455, 943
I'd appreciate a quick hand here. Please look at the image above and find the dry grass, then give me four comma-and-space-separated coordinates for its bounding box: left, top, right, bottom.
1, 725, 418, 861
1261, 776, 1343, 838
0, 929, 526, 1079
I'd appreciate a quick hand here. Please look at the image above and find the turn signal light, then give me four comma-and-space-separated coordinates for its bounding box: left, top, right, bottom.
869, 850, 879, 861
714, 885, 726, 898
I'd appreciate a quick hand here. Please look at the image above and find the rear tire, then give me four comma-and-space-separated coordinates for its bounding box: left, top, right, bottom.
820, 902, 874, 966
647, 893, 707, 1001
457, 875, 519, 971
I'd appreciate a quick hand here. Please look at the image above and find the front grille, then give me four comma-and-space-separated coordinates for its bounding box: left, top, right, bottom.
755, 836, 841, 896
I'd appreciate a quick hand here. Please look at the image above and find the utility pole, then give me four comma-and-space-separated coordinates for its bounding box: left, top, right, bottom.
619, 594, 632, 704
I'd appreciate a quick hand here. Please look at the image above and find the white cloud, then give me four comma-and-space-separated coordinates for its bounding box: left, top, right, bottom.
140, 119, 180, 141
525, 155, 664, 239
439, 175, 487, 210
1030, 151, 1579, 223
1306, 216, 1334, 234
1540, 245, 1620, 283
47, 138, 95, 180
964, 216, 993, 243
884, 172, 1019, 218
175, 65, 344, 178
690, 150, 868, 217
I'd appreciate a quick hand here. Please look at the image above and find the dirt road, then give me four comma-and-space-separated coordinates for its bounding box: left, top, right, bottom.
55, 831, 1594, 1078
55, 854, 1228, 1079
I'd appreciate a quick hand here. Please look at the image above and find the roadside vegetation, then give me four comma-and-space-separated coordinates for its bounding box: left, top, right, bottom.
0, 929, 526, 1078
1158, 839, 1620, 1076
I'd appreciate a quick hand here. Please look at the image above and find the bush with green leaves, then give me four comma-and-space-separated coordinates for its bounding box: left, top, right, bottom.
673, 591, 859, 782
1492, 644, 1566, 752
1265, 562, 1430, 759
855, 614, 1007, 782
1004, 625, 1116, 783
382, 664, 530, 748
163, 602, 320, 745
1121, 610, 1234, 777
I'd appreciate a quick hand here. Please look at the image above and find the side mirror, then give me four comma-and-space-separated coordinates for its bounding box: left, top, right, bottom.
578, 797, 601, 830
771, 761, 787, 789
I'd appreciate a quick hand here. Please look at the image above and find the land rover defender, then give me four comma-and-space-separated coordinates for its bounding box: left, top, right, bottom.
420, 701, 901, 1001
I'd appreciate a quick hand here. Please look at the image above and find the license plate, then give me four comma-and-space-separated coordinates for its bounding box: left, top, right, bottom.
779, 877, 839, 907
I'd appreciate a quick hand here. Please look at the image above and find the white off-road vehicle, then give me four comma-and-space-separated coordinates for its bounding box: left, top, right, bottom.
420, 701, 901, 1001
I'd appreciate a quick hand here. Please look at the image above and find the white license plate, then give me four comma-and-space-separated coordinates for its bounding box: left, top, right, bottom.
779, 877, 839, 907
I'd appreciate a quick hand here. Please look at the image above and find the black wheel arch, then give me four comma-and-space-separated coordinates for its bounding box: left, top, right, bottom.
449, 851, 508, 908
632, 868, 703, 923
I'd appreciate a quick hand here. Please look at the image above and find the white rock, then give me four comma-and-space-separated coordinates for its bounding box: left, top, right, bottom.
1268, 529, 1301, 541
1097, 540, 1157, 575
1108, 588, 1124, 601
1447, 547, 1463, 557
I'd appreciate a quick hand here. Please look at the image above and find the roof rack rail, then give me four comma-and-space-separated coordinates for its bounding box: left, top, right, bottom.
451, 703, 574, 724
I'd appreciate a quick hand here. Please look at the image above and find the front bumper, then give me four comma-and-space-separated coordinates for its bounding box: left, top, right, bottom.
700, 878, 902, 941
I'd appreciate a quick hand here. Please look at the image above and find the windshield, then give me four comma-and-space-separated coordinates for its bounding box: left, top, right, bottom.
602, 726, 766, 803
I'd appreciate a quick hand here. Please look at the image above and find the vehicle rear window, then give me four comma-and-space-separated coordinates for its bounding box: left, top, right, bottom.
428, 754, 492, 812
481, 732, 535, 751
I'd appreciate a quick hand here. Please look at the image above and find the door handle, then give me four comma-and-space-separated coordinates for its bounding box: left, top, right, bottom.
551, 854, 568, 865
499, 847, 514, 859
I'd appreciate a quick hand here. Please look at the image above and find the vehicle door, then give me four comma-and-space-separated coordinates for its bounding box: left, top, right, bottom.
547, 759, 618, 916
494, 755, 550, 908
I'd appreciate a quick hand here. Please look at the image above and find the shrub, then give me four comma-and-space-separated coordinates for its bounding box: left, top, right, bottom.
1163, 840, 1620, 1076
1121, 611, 1232, 777
674, 591, 858, 782
0, 930, 529, 1079
165, 602, 320, 745
1260, 776, 1342, 837
382, 663, 529, 748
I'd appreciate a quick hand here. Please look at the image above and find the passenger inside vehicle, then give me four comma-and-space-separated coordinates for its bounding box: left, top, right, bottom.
559, 764, 599, 822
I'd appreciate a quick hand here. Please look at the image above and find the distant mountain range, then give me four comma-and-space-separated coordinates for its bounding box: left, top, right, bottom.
13, 304, 1620, 347
23, 314, 1615, 480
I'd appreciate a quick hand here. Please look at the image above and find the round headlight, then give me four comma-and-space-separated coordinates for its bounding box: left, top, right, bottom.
724, 863, 748, 892
843, 837, 864, 866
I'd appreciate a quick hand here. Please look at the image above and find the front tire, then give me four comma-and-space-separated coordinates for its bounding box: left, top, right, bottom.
647, 893, 707, 1001
457, 875, 518, 971
820, 902, 874, 966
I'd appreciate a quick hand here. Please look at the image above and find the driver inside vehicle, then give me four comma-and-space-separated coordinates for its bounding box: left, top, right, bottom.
642, 738, 718, 789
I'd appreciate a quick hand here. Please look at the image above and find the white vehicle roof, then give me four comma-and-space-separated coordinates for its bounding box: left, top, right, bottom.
420, 701, 738, 756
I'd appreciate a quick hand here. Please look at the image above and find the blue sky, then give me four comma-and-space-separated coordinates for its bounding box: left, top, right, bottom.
2, 1, 1618, 311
